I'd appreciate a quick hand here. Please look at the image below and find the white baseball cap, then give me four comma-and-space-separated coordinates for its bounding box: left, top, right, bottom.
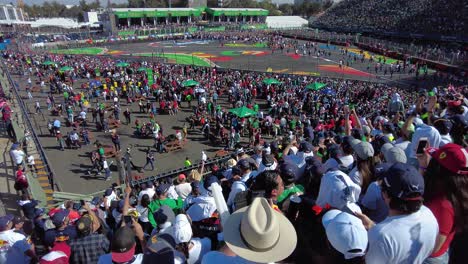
173, 214, 192, 244
322, 210, 368, 260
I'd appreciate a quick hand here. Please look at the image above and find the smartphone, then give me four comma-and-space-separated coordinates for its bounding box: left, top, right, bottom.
123, 215, 132, 226
416, 137, 428, 156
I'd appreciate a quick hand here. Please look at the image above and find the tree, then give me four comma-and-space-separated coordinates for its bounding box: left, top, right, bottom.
279, 4, 293, 16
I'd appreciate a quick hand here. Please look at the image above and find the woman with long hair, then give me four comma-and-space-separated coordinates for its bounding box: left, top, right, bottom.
349, 140, 376, 195
136, 194, 152, 235
420, 144, 468, 264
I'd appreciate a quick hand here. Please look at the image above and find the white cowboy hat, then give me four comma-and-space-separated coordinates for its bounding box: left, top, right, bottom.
224, 197, 297, 263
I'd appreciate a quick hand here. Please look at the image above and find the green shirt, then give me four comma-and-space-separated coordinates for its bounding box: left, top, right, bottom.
277, 184, 304, 204
184, 160, 192, 167
148, 198, 183, 227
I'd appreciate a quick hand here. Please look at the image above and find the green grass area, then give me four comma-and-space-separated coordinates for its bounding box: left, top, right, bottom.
225, 42, 267, 48
134, 53, 212, 67
50, 47, 104, 55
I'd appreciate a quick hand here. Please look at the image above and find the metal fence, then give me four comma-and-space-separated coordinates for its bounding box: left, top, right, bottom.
1, 66, 60, 192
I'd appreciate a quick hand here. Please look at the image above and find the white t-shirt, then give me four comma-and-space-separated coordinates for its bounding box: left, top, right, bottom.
27, 156, 35, 166
227, 181, 247, 210
167, 185, 179, 199
187, 238, 211, 264
175, 183, 192, 199
186, 195, 217, 222
135, 205, 149, 223
202, 251, 263, 264
366, 206, 438, 264
0, 229, 31, 264
11, 149, 25, 165
138, 188, 156, 202
98, 253, 143, 264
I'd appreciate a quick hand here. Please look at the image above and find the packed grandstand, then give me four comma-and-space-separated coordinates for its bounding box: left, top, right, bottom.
0, 1, 467, 264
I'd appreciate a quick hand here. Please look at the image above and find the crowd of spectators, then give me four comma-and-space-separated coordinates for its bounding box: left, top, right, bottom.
313, 0, 467, 36
281, 29, 467, 66
1, 40, 468, 264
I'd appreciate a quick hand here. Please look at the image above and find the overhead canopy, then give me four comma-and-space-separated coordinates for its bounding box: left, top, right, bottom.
266, 16, 308, 29
113, 8, 203, 18
182, 79, 199, 87
306, 82, 327, 90
263, 78, 282, 85
229, 106, 257, 118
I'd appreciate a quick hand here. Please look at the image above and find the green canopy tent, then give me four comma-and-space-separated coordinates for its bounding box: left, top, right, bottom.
229, 106, 257, 118
59, 66, 73, 71
137, 67, 148, 72
42, 61, 56, 66
182, 79, 199, 87
306, 82, 327, 90
263, 78, 282, 85
116, 62, 130, 67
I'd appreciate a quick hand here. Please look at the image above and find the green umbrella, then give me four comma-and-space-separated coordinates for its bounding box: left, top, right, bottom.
116, 62, 130, 67
137, 67, 148, 72
263, 78, 282, 85
306, 82, 327, 90
59, 66, 73, 71
229, 106, 257, 118
182, 79, 199, 87
42, 61, 55, 66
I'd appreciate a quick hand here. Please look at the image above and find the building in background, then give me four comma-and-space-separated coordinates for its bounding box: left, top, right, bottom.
0, 4, 25, 24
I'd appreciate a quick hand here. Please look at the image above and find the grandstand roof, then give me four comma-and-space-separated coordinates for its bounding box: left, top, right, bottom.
111, 8, 202, 18
206, 8, 269, 16
266, 16, 308, 29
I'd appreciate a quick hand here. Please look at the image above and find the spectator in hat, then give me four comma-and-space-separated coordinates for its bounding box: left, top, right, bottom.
418, 144, 468, 263
256, 154, 277, 174
316, 167, 361, 211
43, 209, 77, 248
0, 214, 37, 263
173, 214, 211, 264
432, 118, 453, 147
349, 140, 376, 196
150, 205, 176, 237
226, 160, 253, 211
322, 210, 368, 263
277, 161, 304, 211
355, 163, 438, 264
144, 233, 185, 264
186, 176, 218, 222
381, 143, 407, 164
97, 225, 145, 264
103, 188, 118, 208
222, 158, 237, 180
202, 197, 297, 263
175, 174, 192, 200
148, 183, 183, 228
69, 207, 110, 264
448, 115, 467, 147
283, 140, 314, 179
360, 163, 391, 223
12, 216, 26, 235
183, 181, 201, 210
17, 194, 39, 220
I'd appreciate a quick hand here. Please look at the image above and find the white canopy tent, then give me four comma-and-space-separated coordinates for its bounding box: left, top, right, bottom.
265, 16, 308, 29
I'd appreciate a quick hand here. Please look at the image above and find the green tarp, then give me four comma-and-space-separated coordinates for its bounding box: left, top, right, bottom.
306, 82, 327, 90
229, 106, 257, 118
182, 79, 199, 87
263, 78, 282, 85
116, 62, 130, 67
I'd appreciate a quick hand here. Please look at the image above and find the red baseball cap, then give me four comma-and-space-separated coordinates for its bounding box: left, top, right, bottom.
427, 143, 468, 174
178, 174, 186, 181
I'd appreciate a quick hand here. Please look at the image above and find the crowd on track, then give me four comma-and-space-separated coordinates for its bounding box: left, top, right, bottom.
0, 32, 468, 264
312, 0, 467, 36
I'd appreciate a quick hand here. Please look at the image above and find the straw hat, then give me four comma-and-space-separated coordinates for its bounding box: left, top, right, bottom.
224, 197, 297, 263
